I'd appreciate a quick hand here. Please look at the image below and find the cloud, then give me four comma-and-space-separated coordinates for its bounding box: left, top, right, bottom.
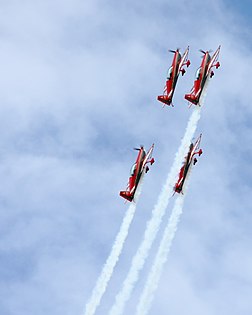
0, 1, 251, 315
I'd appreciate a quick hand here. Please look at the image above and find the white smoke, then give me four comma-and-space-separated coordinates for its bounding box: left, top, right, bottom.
84, 177, 144, 315
135, 84, 210, 315
108, 106, 201, 315
136, 188, 188, 315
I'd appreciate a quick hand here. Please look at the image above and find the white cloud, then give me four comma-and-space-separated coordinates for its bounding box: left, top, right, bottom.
0, 1, 251, 315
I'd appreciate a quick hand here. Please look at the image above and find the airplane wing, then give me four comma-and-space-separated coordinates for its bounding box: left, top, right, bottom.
141, 144, 154, 173
189, 134, 202, 159
178, 46, 190, 71
206, 45, 221, 77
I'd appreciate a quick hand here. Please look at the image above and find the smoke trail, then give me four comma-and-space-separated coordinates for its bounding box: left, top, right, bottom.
135, 83, 211, 315
84, 178, 144, 315
108, 106, 201, 315
136, 192, 188, 315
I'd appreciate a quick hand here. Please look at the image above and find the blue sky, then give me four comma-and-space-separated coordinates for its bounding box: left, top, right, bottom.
224, 0, 252, 24
0, 1, 252, 315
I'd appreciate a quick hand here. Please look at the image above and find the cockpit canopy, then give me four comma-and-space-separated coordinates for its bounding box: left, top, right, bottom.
195, 67, 202, 80
167, 66, 173, 80
130, 163, 137, 176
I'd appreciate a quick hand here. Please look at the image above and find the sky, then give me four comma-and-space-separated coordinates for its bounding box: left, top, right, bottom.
0, 1, 252, 315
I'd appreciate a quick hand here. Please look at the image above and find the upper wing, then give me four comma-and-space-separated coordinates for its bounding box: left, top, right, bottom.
189, 134, 202, 160
206, 45, 221, 77
141, 144, 154, 173
178, 46, 190, 71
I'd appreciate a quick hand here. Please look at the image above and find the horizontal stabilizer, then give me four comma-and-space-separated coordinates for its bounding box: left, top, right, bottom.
157, 95, 172, 106
184, 93, 198, 105
120, 191, 134, 202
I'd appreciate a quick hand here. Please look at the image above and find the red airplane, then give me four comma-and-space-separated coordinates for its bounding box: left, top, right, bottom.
174, 134, 202, 194
157, 46, 190, 106
185, 45, 221, 106
120, 144, 155, 202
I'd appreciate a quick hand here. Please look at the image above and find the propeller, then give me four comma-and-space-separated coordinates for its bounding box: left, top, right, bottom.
134, 145, 144, 151
199, 49, 213, 55
169, 47, 180, 54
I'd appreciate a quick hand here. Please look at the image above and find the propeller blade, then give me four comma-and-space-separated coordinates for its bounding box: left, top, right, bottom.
134, 145, 144, 151
199, 49, 206, 54
169, 49, 176, 53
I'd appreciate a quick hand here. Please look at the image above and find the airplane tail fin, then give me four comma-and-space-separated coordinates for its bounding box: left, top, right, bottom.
174, 184, 182, 194
120, 191, 134, 202
157, 95, 172, 106
184, 93, 198, 105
